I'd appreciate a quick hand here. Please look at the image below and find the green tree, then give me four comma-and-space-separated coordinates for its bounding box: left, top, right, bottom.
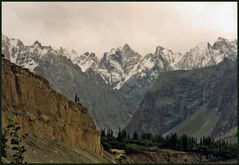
117, 128, 123, 141
1, 129, 8, 158
106, 128, 113, 137
127, 133, 130, 140
141, 133, 147, 140
171, 133, 178, 149
182, 134, 188, 150
100, 129, 105, 137
1, 116, 27, 163
121, 130, 127, 140
75, 94, 77, 103
133, 132, 138, 140
146, 133, 152, 141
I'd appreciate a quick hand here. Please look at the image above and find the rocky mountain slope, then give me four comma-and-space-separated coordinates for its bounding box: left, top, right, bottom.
117, 46, 181, 115
117, 38, 236, 115
124, 59, 237, 141
2, 59, 106, 162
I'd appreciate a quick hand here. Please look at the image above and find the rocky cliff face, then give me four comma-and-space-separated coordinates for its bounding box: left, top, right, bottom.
2, 59, 103, 156
124, 59, 237, 140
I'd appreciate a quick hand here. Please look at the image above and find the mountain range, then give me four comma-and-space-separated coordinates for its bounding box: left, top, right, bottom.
2, 34, 237, 132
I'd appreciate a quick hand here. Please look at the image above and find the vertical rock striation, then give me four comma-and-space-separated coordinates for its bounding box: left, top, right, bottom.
2, 59, 103, 156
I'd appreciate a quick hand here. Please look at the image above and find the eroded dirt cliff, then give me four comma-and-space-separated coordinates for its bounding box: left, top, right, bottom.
2, 59, 104, 162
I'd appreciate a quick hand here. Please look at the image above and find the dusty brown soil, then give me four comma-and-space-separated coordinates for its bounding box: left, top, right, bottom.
2, 134, 113, 163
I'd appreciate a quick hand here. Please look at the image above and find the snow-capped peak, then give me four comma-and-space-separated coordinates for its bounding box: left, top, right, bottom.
194, 42, 210, 51
216, 37, 227, 42
2, 34, 9, 41
2, 35, 80, 72
72, 52, 99, 72
175, 38, 237, 70
33, 41, 42, 48
96, 44, 142, 87
113, 45, 175, 90
109, 48, 117, 54
56, 47, 78, 60
122, 43, 131, 51
154, 45, 183, 68
155, 45, 164, 54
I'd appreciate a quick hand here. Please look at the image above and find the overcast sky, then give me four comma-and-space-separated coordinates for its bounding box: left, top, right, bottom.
2, 2, 237, 57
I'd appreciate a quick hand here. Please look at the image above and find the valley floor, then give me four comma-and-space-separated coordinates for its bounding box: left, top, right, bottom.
3, 135, 237, 164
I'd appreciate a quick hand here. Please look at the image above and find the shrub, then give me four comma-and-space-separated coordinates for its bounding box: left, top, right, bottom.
1, 116, 27, 163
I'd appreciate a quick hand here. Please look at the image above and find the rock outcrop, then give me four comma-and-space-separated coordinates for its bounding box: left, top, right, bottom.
2, 59, 103, 157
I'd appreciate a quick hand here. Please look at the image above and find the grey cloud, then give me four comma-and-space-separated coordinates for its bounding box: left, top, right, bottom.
2, 2, 237, 57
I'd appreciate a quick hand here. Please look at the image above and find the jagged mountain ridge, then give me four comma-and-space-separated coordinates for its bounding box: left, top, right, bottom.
2, 35, 237, 91
76, 37, 236, 91
124, 59, 237, 141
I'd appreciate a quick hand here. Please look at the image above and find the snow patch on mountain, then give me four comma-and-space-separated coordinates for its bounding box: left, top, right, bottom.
114, 46, 177, 89
96, 44, 142, 87
72, 52, 98, 72
22, 60, 39, 72
176, 38, 237, 70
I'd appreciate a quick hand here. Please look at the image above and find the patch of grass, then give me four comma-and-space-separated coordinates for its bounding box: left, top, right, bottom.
110, 149, 125, 154
116, 153, 126, 159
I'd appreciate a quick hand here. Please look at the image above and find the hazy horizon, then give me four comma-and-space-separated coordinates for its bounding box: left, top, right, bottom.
2, 2, 237, 57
